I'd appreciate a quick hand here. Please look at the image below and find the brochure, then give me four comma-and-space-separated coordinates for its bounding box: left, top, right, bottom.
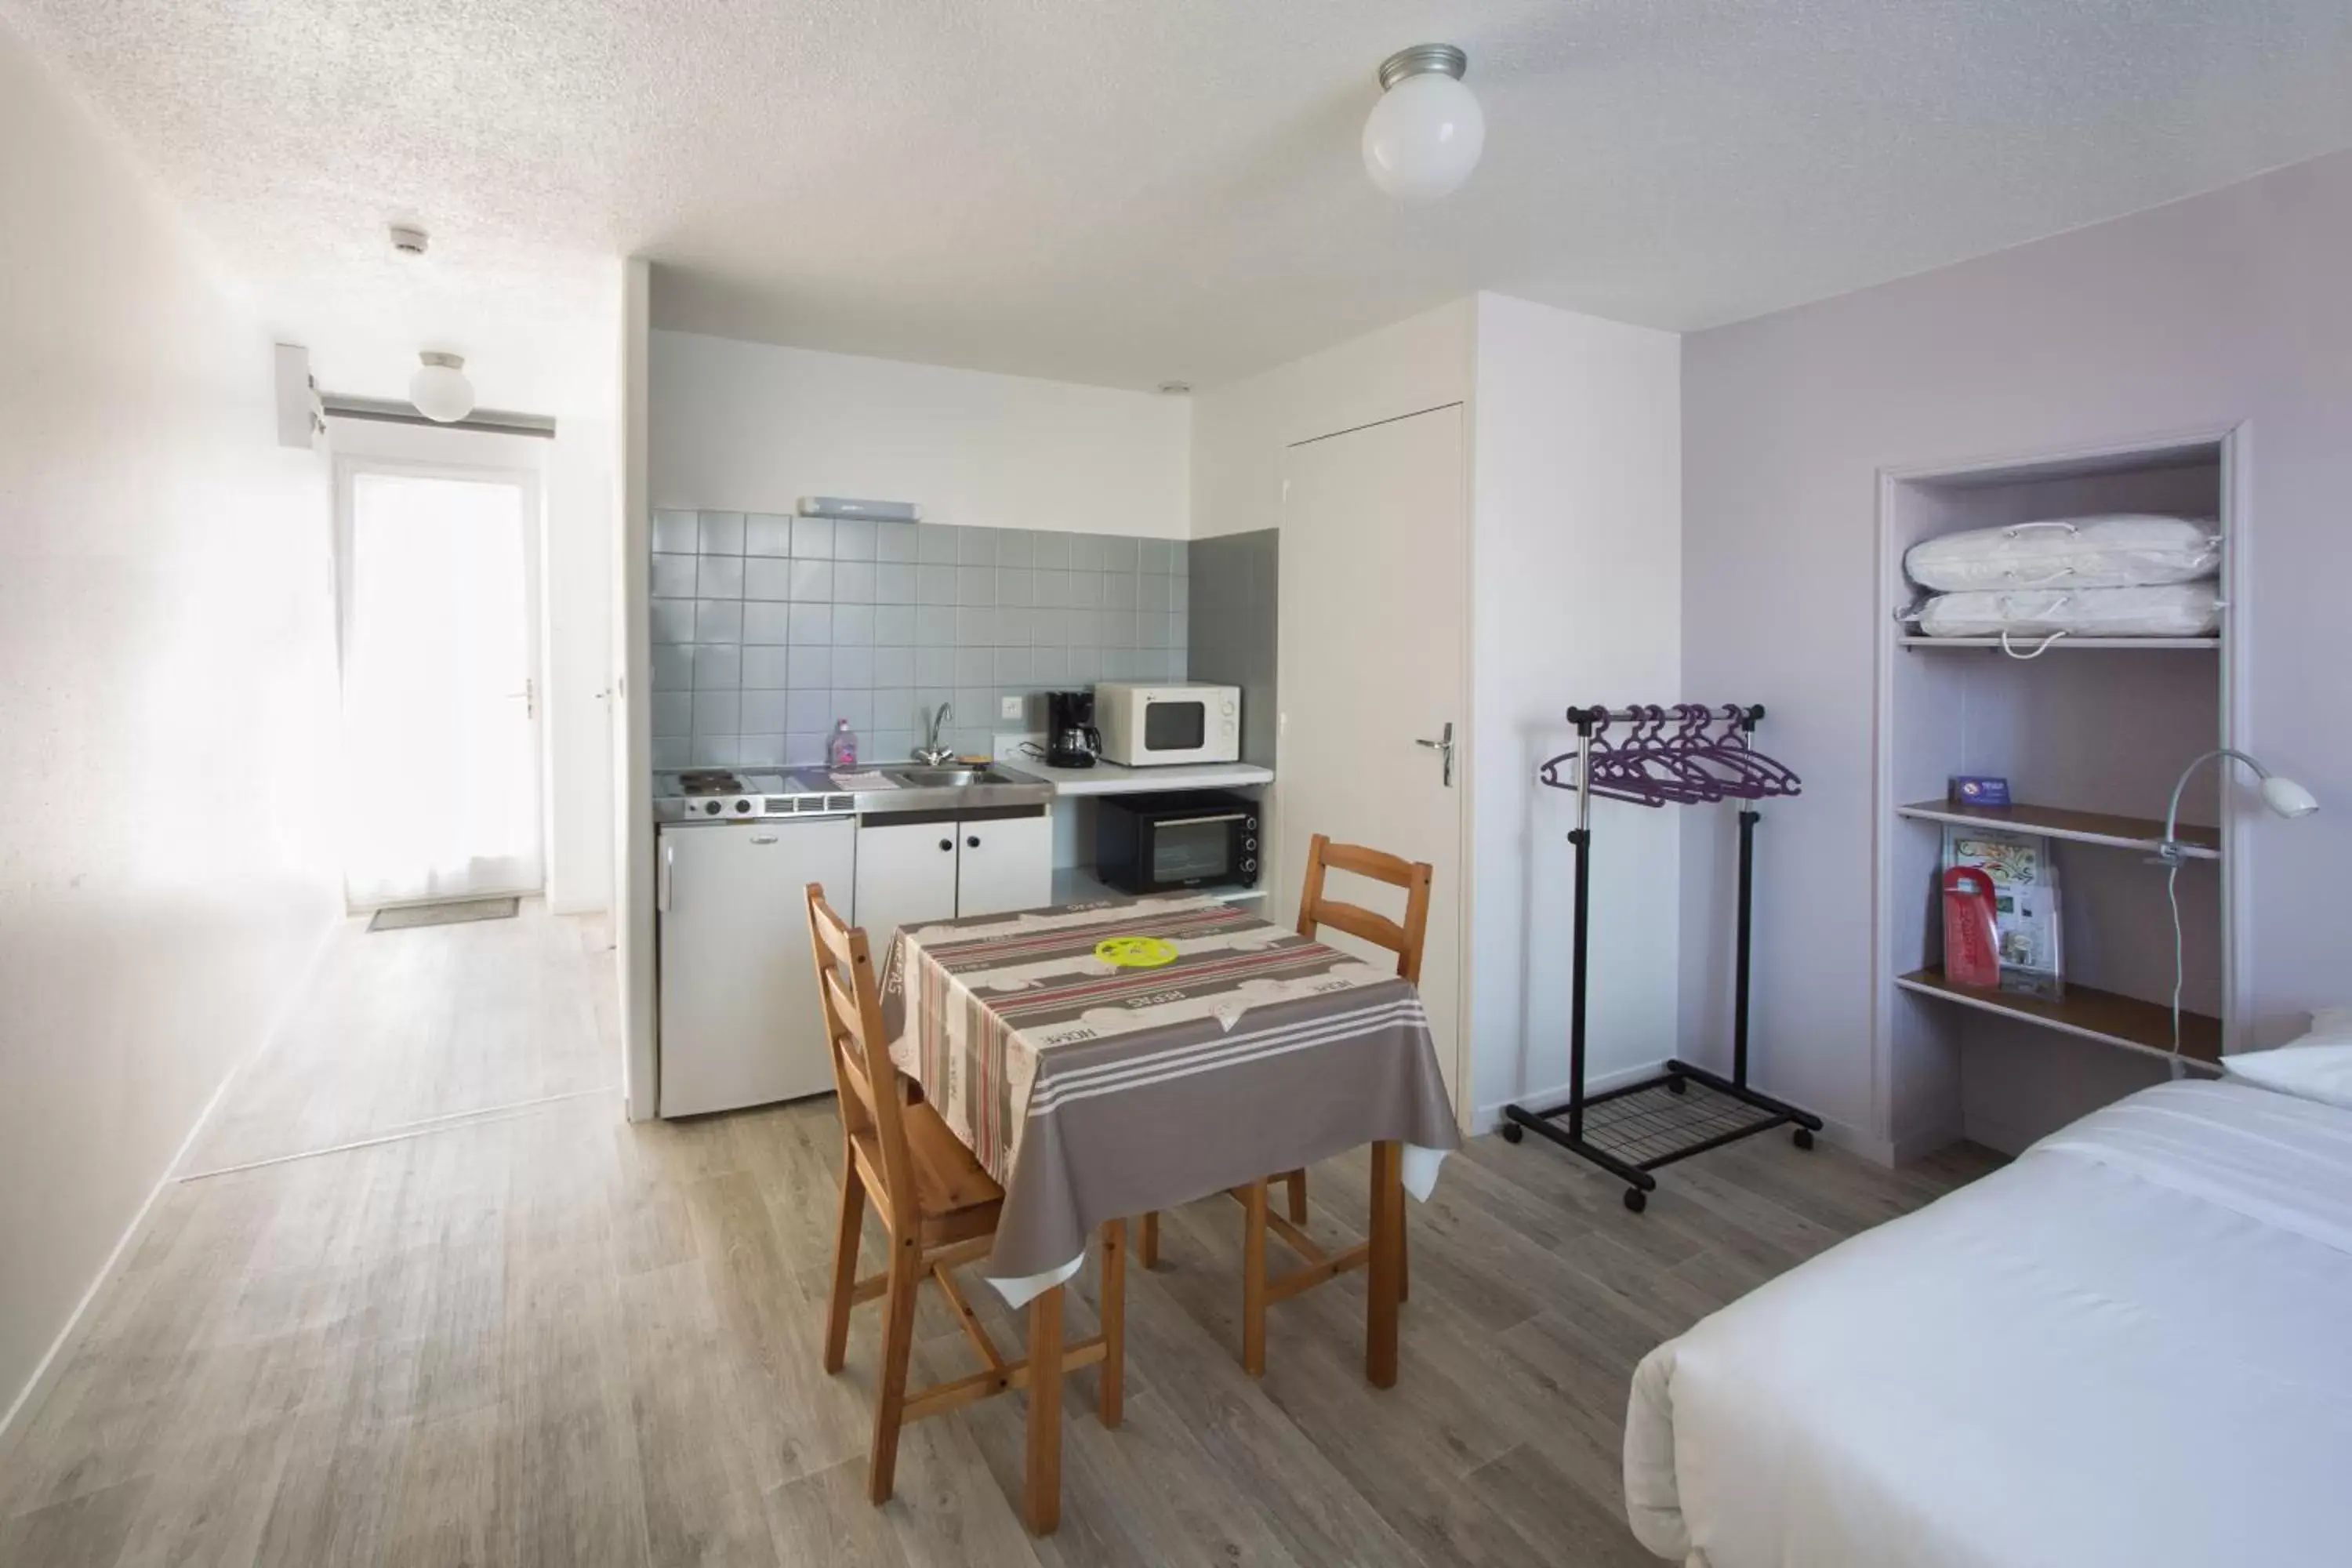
1942, 826, 2063, 999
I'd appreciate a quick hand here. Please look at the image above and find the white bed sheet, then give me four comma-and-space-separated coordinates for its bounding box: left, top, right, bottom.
1624, 1081, 2352, 1567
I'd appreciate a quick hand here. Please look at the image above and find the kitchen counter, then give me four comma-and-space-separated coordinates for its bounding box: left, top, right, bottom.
996, 757, 1274, 797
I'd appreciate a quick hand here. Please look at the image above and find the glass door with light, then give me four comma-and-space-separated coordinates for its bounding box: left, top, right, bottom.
336, 461, 544, 909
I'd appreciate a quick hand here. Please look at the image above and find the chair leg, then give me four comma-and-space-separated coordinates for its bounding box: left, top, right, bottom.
1241, 1178, 1269, 1377
823, 1162, 867, 1374
866, 1230, 922, 1504
1399, 1214, 1410, 1304
1098, 1218, 1125, 1428
1284, 1168, 1308, 1225
1138, 1210, 1159, 1269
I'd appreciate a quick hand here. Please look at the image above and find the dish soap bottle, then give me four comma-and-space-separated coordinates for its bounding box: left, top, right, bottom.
826, 719, 858, 769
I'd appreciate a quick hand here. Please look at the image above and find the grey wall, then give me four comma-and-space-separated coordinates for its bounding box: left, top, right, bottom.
1679, 151, 2352, 1147
650, 514, 1187, 768
1185, 529, 1278, 767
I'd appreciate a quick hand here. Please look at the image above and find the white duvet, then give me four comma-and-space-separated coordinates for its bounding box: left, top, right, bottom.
1624, 1082, 2352, 1567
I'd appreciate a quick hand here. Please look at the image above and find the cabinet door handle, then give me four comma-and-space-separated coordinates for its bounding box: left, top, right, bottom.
657, 841, 674, 912
967, 835, 980, 849
938, 838, 953, 852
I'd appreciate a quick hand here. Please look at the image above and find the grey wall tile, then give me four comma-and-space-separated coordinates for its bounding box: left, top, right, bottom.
1031, 646, 1067, 685
836, 561, 877, 603
956, 606, 996, 646
1033, 568, 1068, 608
699, 511, 745, 554
873, 689, 918, 731
791, 516, 833, 558
958, 527, 998, 566
873, 604, 916, 646
954, 645, 995, 686
996, 647, 1031, 684
745, 514, 793, 556
1140, 538, 1177, 575
875, 564, 916, 604
652, 644, 694, 691
833, 518, 877, 560
997, 568, 1034, 607
692, 644, 741, 689
692, 690, 740, 737
873, 646, 914, 688
651, 691, 691, 739
916, 523, 960, 564
916, 647, 956, 687
1031, 532, 1069, 569
788, 647, 831, 688
696, 555, 745, 599
784, 732, 826, 767
832, 645, 873, 688
652, 554, 699, 599
830, 691, 873, 730
916, 612, 956, 648
739, 734, 786, 767
788, 604, 831, 645
650, 599, 695, 644
996, 529, 1033, 568
743, 557, 793, 601
877, 520, 919, 563
653, 510, 699, 554
787, 689, 833, 733
832, 604, 873, 645
652, 737, 691, 770
741, 645, 791, 687
954, 685, 997, 724
692, 735, 738, 767
956, 565, 996, 606
694, 599, 742, 644
1102, 535, 1140, 572
789, 559, 834, 601
1067, 533, 1103, 572
916, 563, 957, 606
1138, 572, 1171, 612
1065, 570, 1102, 608
742, 601, 792, 644
1102, 572, 1138, 611
739, 688, 790, 732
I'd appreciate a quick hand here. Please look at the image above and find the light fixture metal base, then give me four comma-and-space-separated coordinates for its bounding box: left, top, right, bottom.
1377, 42, 1468, 91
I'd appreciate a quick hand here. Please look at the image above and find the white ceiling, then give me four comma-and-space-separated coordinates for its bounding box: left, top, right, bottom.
15, 0, 2352, 402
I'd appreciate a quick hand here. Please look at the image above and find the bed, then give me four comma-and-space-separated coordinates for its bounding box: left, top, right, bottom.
1623, 1080, 2352, 1567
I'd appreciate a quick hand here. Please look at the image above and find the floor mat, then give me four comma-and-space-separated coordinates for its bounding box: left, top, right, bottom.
368, 896, 521, 931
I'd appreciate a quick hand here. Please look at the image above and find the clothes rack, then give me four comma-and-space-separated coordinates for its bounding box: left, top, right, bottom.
1502, 703, 1824, 1212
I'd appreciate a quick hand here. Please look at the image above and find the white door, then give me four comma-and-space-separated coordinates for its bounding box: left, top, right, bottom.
338, 461, 543, 908
1278, 407, 1468, 1112
852, 817, 962, 960
657, 818, 855, 1116
956, 811, 1054, 917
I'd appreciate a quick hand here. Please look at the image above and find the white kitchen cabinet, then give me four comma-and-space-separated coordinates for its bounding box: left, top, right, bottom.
955, 810, 1054, 918
853, 817, 961, 956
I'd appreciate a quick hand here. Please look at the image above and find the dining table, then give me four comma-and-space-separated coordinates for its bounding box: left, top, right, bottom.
880, 889, 1461, 1533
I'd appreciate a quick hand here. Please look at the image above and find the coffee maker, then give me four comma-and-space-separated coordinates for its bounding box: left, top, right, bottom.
1045, 690, 1102, 768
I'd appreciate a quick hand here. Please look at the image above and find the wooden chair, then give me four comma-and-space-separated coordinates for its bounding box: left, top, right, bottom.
806, 884, 1124, 1526
1136, 834, 1434, 1376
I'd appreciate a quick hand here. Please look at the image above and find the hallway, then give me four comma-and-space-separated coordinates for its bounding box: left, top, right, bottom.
0, 903, 1993, 1567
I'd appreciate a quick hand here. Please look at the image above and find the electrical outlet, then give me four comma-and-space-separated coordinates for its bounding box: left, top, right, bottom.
1000, 695, 1024, 720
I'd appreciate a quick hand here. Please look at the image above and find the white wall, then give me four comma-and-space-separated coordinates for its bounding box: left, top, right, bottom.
0, 22, 341, 1426
324, 416, 617, 916
648, 328, 1189, 536
1190, 299, 1474, 539
1681, 152, 2352, 1153
1468, 294, 1682, 1123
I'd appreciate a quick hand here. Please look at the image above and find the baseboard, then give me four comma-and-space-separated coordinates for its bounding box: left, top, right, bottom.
1475, 1058, 1671, 1134
0, 913, 340, 1450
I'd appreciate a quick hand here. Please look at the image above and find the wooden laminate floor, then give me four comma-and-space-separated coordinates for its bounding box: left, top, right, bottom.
0, 902, 2001, 1567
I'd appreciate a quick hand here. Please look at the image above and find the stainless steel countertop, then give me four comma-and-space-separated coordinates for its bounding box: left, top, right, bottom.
654, 763, 1054, 824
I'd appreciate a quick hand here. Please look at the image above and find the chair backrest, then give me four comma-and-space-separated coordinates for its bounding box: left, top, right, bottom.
1294, 834, 1436, 983
804, 882, 916, 1229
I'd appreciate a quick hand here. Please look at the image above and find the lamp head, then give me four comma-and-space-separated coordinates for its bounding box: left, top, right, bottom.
2260, 775, 2319, 819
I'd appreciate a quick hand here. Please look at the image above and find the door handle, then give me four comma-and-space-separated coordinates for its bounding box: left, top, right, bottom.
657, 840, 674, 912
1415, 721, 1456, 787
503, 677, 536, 718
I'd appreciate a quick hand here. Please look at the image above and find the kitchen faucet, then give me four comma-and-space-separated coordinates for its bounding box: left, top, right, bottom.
913, 702, 955, 766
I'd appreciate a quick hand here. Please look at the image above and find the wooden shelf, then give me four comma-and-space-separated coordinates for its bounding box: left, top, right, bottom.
1896, 967, 2223, 1066
1899, 635, 2217, 652
1896, 800, 2220, 860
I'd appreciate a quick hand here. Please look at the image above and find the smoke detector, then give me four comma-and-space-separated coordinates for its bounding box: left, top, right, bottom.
389, 224, 430, 256
1156, 380, 1192, 395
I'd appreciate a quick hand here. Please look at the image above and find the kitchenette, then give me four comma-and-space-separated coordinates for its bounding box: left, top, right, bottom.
650, 499, 1277, 1118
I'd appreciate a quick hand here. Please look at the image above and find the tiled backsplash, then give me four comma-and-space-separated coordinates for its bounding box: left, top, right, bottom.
650, 510, 1189, 769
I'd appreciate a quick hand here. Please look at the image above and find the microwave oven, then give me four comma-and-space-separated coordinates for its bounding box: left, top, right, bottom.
1094, 682, 1240, 767
1094, 791, 1259, 895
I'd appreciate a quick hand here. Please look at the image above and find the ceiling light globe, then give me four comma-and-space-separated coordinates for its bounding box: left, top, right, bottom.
1363, 71, 1485, 200
408, 352, 474, 423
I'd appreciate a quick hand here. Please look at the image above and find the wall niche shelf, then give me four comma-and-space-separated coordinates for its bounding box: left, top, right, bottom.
1895, 968, 2223, 1068
1898, 635, 2218, 652
1895, 800, 2220, 860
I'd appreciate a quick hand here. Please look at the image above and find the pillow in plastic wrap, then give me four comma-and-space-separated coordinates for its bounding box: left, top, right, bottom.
1915, 583, 2222, 640
1905, 514, 2220, 592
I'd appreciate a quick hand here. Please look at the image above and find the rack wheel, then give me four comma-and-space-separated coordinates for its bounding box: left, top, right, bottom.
1665, 1074, 1687, 1095
1623, 1188, 1647, 1214
1501, 1121, 1524, 1144
1793, 1127, 1815, 1150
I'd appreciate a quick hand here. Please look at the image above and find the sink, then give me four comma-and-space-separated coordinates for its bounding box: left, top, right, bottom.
885, 766, 1015, 786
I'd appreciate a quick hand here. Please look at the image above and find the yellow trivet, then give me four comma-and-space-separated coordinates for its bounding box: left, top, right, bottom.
1094, 935, 1178, 969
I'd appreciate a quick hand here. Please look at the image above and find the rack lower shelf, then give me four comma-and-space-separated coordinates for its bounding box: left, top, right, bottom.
1896, 967, 2223, 1066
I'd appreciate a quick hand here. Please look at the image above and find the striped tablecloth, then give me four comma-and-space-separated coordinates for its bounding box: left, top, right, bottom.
881, 893, 1460, 1303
